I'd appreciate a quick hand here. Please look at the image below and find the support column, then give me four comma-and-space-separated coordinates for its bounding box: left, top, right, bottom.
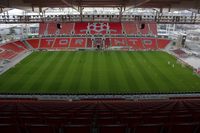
80, 7, 83, 22
119, 6, 123, 22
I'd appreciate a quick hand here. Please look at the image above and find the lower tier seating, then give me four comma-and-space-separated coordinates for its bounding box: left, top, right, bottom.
0, 50, 17, 59
70, 38, 86, 48
53, 38, 70, 48
36, 37, 170, 50
40, 38, 55, 49
127, 38, 144, 49
26, 39, 39, 49
0, 41, 28, 60
0, 37, 171, 60
157, 39, 171, 49
111, 38, 127, 47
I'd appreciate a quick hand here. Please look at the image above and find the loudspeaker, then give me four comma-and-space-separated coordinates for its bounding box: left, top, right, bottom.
57, 23, 62, 29
140, 23, 145, 29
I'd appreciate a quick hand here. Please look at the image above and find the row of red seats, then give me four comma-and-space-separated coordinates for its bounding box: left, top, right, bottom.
0, 99, 200, 133
0, 41, 28, 60
39, 22, 157, 35
1, 122, 198, 133
27, 38, 87, 49
0, 114, 197, 125
39, 23, 74, 35
26, 38, 170, 50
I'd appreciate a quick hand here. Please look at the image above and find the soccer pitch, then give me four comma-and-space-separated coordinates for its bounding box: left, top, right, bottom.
0, 51, 200, 94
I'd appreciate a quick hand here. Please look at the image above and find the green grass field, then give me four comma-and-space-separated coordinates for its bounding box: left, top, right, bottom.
0, 51, 200, 94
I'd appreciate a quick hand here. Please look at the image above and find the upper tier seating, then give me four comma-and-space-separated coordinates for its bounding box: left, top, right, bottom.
39, 23, 47, 35
123, 22, 138, 35
39, 22, 157, 36
138, 23, 150, 35
149, 22, 158, 35
47, 23, 57, 35
123, 22, 157, 36
59, 23, 74, 34
1, 98, 200, 133
89, 22, 107, 35
74, 22, 88, 34
109, 22, 123, 34
74, 22, 122, 35
39, 23, 74, 35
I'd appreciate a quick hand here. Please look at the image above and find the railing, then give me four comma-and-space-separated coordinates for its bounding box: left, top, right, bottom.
0, 14, 199, 24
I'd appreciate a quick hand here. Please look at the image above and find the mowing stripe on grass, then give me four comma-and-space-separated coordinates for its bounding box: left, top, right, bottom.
105, 52, 122, 92
1, 52, 50, 92
130, 52, 159, 92
90, 52, 100, 93
141, 52, 178, 92
0, 53, 42, 91
78, 52, 93, 92
116, 52, 140, 92
46, 52, 71, 92
98, 52, 109, 92
58, 52, 76, 92
40, 52, 67, 92
69, 52, 85, 93
123, 52, 149, 90
24, 52, 60, 92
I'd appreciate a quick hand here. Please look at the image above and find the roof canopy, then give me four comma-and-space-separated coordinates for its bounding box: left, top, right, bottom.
0, 0, 199, 9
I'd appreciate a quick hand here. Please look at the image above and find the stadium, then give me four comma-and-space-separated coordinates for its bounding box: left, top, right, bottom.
0, 0, 200, 133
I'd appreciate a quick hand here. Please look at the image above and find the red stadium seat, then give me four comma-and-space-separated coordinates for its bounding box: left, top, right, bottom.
109, 22, 122, 34
157, 39, 171, 49
59, 23, 74, 34
142, 38, 157, 50
26, 39, 39, 49
130, 124, 163, 133
111, 38, 127, 47
165, 123, 199, 133
0, 124, 21, 133
99, 125, 127, 133
26, 124, 56, 133
53, 38, 70, 48
14, 41, 28, 50
20, 117, 45, 125
75, 22, 88, 34
62, 125, 91, 133
70, 38, 86, 48
40, 38, 55, 49
123, 22, 139, 35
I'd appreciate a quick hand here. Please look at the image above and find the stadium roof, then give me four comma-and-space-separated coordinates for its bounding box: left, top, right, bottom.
0, 0, 200, 9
